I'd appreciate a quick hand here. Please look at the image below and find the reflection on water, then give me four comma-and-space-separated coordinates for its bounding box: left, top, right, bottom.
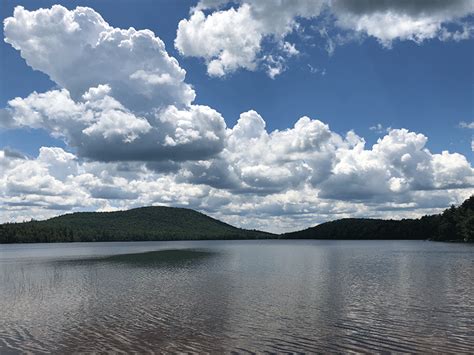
0, 240, 473, 353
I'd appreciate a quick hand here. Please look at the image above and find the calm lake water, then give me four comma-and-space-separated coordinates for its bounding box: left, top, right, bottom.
0, 240, 473, 353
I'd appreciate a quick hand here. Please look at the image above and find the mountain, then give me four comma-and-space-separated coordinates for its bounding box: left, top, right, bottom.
0, 206, 274, 243
282, 196, 473, 242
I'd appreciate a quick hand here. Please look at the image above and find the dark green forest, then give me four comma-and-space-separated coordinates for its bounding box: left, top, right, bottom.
0, 206, 274, 243
0, 196, 472, 243
283, 196, 473, 242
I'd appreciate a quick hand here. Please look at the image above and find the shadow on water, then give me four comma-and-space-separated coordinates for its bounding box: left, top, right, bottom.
46, 248, 218, 269
91, 249, 217, 267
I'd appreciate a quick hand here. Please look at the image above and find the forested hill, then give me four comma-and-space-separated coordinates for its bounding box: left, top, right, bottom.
283, 196, 473, 242
0, 206, 274, 243
1, 196, 472, 244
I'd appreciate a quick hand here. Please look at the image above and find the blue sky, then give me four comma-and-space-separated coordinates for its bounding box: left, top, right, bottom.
0, 0, 473, 231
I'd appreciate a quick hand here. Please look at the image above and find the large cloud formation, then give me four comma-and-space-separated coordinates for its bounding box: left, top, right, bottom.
181, 112, 473, 199
1, 4, 473, 232
175, 0, 474, 77
3, 5, 226, 161
1, 121, 473, 232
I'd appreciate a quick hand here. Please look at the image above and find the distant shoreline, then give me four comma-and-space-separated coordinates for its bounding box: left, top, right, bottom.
1, 196, 472, 244
1, 238, 472, 246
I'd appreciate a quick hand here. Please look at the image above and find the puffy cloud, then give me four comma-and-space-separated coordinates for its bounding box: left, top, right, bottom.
319, 129, 474, 200
175, 1, 324, 77
4, 5, 195, 110
175, 4, 263, 76
175, 0, 474, 76
6, 87, 152, 143
332, 0, 474, 46
431, 151, 473, 188
181, 111, 340, 193
3, 5, 227, 162
181, 112, 474, 204
3, 87, 226, 162
160, 105, 225, 149
0, 147, 90, 221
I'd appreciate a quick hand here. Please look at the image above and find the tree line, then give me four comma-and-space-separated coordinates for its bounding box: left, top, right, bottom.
0, 196, 472, 243
283, 195, 473, 242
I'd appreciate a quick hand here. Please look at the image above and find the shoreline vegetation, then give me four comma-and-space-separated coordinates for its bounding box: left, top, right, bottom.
0, 196, 472, 244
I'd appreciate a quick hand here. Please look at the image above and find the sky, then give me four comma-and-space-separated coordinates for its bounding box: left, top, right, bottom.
0, 0, 473, 233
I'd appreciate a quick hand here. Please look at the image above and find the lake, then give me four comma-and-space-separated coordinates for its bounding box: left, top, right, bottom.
0, 240, 473, 353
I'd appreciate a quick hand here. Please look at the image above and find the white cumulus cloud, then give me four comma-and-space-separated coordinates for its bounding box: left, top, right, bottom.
175, 0, 325, 77
175, 0, 474, 77
1, 4, 473, 233
3, 5, 227, 162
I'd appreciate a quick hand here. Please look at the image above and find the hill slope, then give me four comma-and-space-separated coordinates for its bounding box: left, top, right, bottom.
2, 196, 472, 244
283, 196, 473, 242
0, 206, 274, 243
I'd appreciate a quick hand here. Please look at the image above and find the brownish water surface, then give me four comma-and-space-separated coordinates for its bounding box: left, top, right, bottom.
1, 240, 473, 353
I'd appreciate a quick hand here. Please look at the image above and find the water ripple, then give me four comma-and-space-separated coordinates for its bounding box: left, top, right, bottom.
1, 241, 473, 353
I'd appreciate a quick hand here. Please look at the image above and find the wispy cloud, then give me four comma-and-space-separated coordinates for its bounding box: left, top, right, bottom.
459, 121, 474, 129
369, 123, 391, 134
